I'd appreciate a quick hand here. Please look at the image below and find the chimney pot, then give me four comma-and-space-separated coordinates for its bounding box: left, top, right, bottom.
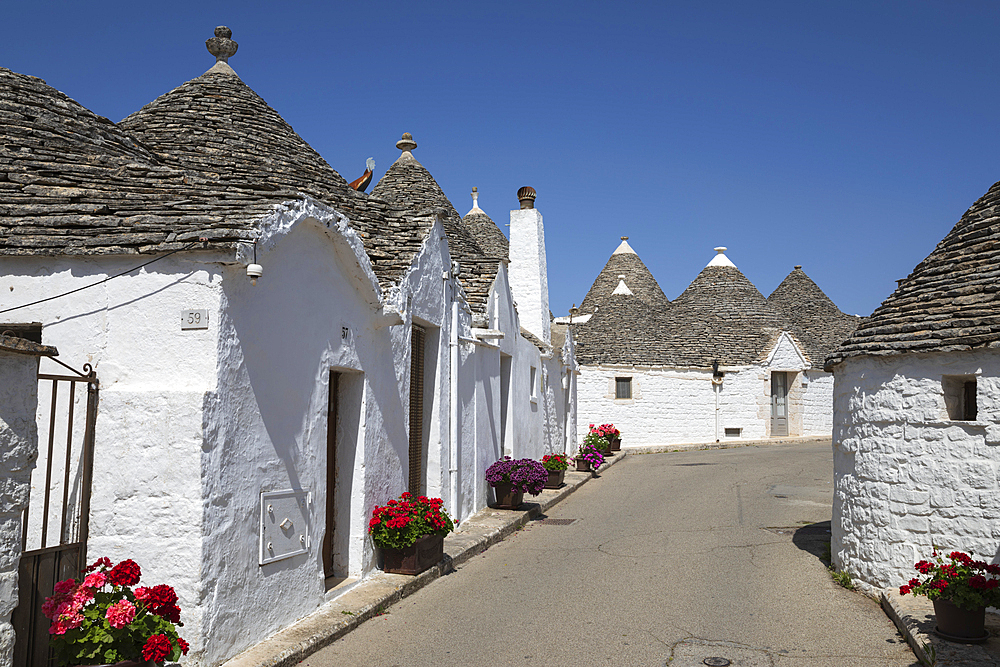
517, 186, 536, 209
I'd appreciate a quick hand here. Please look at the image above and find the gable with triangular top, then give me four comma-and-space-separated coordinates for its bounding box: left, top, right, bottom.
764, 331, 809, 370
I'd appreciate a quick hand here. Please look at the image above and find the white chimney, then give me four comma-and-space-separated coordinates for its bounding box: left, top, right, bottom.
509, 186, 550, 345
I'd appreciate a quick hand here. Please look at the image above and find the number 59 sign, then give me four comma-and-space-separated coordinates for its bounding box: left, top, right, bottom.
180, 309, 209, 330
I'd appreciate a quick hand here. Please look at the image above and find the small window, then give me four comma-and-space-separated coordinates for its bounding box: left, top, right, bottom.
943, 375, 978, 421
615, 377, 632, 399
724, 427, 742, 438
530, 366, 537, 399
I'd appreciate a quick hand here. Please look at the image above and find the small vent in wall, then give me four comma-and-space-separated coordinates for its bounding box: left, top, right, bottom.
724, 427, 742, 438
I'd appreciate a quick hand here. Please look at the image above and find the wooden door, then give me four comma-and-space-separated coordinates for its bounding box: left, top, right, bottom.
770, 371, 788, 437
322, 371, 340, 578
408, 325, 425, 495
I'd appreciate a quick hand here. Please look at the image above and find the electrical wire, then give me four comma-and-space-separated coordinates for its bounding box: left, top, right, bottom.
0, 242, 201, 316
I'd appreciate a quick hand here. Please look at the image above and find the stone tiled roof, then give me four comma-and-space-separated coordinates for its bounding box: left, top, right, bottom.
462, 208, 509, 261
519, 326, 549, 351
579, 241, 670, 313
827, 179, 1000, 367
767, 267, 861, 367
573, 293, 672, 366
658, 265, 787, 367
371, 149, 499, 312
0, 58, 433, 290
118, 64, 432, 289
0, 66, 281, 256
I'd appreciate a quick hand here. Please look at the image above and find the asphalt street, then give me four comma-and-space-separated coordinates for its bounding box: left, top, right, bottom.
303, 442, 919, 666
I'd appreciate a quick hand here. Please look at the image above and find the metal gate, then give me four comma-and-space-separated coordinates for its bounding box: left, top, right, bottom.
12, 360, 98, 667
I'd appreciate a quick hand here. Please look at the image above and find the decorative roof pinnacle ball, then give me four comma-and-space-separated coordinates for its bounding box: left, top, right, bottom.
396, 132, 417, 152
517, 186, 536, 209
206, 26, 238, 63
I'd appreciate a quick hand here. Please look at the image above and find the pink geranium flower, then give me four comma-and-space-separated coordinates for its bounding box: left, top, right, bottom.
105, 599, 136, 629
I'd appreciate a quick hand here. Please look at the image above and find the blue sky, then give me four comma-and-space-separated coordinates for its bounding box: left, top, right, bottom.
4, 1, 998, 317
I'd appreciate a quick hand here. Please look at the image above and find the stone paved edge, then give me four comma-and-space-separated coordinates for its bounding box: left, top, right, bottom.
880, 588, 1000, 667
220, 452, 628, 667
625, 436, 828, 455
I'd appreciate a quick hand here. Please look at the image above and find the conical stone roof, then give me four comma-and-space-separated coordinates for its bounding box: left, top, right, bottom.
768, 267, 860, 367
0, 66, 284, 256
828, 179, 1000, 367
574, 293, 672, 366
117, 44, 432, 289
663, 260, 787, 367
371, 140, 499, 313
579, 239, 670, 313
461, 191, 508, 261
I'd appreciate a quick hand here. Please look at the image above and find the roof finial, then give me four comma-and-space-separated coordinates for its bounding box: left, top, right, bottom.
707, 246, 737, 268
206, 26, 238, 63
517, 186, 536, 209
714, 246, 727, 254
471, 187, 480, 210
396, 132, 417, 152
621, 236, 629, 241
794, 265, 802, 270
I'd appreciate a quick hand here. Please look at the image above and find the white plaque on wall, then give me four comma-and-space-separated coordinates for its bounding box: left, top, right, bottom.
259, 489, 311, 565
180, 309, 209, 330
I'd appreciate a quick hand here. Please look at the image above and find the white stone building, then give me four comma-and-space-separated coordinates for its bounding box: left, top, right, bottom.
0, 28, 575, 667
826, 179, 1000, 590
566, 240, 859, 447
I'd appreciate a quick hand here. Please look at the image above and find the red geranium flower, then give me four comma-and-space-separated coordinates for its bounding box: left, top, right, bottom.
142, 634, 173, 662
108, 559, 141, 587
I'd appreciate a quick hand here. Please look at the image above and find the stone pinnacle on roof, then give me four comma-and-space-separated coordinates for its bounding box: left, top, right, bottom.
396, 132, 418, 153
468, 186, 482, 215
206, 26, 238, 63
706, 246, 736, 268
612, 237, 636, 255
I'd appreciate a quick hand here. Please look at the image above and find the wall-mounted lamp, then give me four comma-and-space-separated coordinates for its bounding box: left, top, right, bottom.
237, 239, 263, 286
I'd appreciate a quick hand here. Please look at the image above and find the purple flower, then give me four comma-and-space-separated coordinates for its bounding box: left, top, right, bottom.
485, 457, 549, 496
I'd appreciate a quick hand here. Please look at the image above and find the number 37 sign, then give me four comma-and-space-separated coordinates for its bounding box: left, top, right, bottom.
180, 309, 209, 330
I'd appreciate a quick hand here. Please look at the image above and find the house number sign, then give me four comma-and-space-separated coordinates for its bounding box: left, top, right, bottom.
180, 309, 209, 330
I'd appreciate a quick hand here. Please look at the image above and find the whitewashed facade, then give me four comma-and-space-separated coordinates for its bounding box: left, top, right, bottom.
828, 177, 1000, 590
0, 32, 576, 667
569, 244, 856, 448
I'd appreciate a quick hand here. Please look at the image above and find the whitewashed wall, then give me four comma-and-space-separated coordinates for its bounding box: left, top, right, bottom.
3, 251, 223, 662
831, 348, 1000, 590
576, 332, 833, 447
199, 202, 407, 666
0, 350, 42, 667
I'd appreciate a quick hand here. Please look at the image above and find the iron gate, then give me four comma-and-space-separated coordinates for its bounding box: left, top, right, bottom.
12, 360, 98, 667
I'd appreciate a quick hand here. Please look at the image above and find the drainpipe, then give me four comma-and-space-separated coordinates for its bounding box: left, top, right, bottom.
448, 263, 460, 523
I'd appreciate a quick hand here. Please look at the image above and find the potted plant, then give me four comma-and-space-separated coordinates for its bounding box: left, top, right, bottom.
899, 549, 1000, 643
368, 492, 454, 575
575, 436, 605, 474
587, 424, 614, 456
43, 557, 188, 666
485, 457, 548, 509
541, 453, 570, 489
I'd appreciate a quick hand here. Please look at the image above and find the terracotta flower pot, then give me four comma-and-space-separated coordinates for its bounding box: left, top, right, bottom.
933, 598, 989, 643
544, 469, 565, 489
490, 481, 524, 509
381, 533, 444, 575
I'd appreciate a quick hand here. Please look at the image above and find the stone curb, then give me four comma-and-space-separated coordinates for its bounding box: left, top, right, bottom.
220, 451, 628, 667
625, 436, 828, 455
880, 588, 1000, 666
